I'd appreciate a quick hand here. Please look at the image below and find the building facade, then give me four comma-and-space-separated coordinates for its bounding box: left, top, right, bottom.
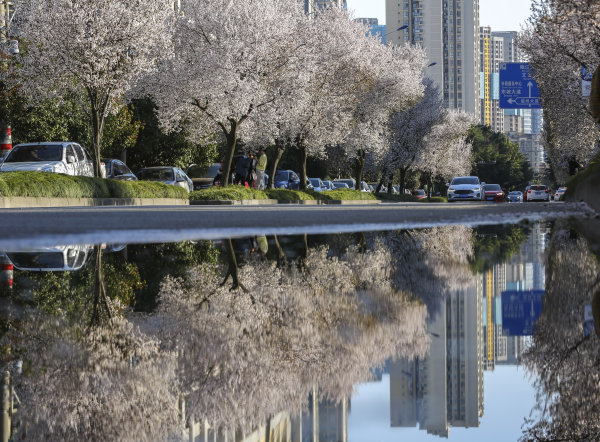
356, 18, 387, 44
305, 0, 347, 15
385, 0, 480, 115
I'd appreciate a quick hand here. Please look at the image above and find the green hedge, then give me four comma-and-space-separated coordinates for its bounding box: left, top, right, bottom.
0, 171, 188, 199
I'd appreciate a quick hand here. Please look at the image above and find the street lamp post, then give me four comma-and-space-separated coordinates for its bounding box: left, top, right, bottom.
0, 0, 14, 160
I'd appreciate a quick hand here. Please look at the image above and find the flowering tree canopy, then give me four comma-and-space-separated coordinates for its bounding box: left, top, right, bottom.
15, 0, 175, 175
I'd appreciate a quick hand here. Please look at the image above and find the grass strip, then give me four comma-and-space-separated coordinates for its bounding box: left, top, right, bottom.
0, 171, 188, 199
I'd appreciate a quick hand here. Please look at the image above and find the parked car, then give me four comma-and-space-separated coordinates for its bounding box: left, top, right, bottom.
187, 163, 222, 190
526, 184, 550, 202
333, 178, 356, 190
414, 189, 428, 200
332, 181, 350, 190
0, 142, 94, 176
136, 166, 193, 192
507, 191, 523, 203
322, 180, 334, 191
101, 158, 137, 181
273, 170, 301, 189
483, 184, 505, 202
309, 177, 324, 192
447, 176, 483, 202
553, 187, 567, 201
360, 181, 371, 192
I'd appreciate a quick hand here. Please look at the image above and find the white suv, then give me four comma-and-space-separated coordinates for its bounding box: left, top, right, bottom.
447, 176, 484, 202
0, 142, 94, 177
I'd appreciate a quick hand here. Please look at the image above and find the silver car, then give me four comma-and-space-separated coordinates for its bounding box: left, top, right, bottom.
0, 142, 94, 176
136, 166, 193, 192
447, 176, 483, 202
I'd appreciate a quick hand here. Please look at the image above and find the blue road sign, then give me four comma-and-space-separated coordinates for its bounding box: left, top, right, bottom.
582, 66, 594, 81
501, 290, 544, 336
499, 63, 542, 109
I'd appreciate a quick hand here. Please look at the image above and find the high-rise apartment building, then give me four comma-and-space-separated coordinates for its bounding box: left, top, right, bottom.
385, 0, 480, 115
305, 0, 347, 15
356, 18, 387, 44
479, 26, 504, 132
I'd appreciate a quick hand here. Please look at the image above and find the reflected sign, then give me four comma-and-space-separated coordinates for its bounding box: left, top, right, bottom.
501, 290, 544, 336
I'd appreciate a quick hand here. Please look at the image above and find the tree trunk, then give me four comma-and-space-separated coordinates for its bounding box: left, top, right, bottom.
399, 168, 407, 195
88, 88, 108, 178
387, 172, 394, 194
268, 140, 285, 189
354, 149, 366, 190
375, 176, 385, 193
220, 120, 238, 187
297, 142, 308, 190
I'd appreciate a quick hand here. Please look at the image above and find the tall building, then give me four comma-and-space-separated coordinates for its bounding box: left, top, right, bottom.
479, 27, 504, 132
385, 0, 480, 114
390, 283, 484, 437
305, 0, 347, 15
356, 18, 387, 44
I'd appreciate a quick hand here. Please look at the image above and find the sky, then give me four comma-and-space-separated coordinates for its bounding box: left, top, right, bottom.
346, 0, 533, 32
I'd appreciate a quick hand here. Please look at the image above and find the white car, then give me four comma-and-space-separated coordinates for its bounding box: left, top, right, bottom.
0, 142, 94, 176
447, 176, 484, 202
4, 245, 93, 272
527, 184, 550, 201
136, 166, 194, 192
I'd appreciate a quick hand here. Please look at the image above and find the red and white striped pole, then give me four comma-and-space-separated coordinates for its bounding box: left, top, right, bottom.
0, 256, 12, 291
0, 126, 11, 159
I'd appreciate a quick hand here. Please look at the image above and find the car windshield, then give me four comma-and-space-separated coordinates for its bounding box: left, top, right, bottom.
274, 171, 289, 181
187, 164, 221, 179
8, 252, 64, 269
416, 190, 426, 195
334, 182, 348, 188
309, 179, 320, 186
5, 145, 63, 162
531, 185, 546, 191
451, 177, 479, 185
509, 191, 521, 195
484, 184, 501, 191
137, 168, 174, 181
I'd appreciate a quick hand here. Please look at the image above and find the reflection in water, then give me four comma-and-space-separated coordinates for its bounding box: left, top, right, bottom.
0, 223, 569, 441
520, 222, 600, 441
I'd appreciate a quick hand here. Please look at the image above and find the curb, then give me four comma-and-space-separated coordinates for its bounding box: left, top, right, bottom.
0, 197, 189, 208
190, 199, 381, 206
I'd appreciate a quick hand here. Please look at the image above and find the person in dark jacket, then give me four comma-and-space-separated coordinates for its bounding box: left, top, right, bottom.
234, 152, 251, 185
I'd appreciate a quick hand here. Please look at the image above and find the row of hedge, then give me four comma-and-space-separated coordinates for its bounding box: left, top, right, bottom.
0, 172, 447, 203
0, 171, 189, 199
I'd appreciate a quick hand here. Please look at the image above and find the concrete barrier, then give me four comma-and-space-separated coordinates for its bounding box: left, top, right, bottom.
0, 197, 189, 208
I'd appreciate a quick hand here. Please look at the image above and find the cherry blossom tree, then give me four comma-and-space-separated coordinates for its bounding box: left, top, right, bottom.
520, 0, 600, 182
150, 0, 302, 186
15, 0, 175, 176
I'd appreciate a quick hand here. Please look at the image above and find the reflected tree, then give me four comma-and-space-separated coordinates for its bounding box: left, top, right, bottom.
521, 223, 600, 441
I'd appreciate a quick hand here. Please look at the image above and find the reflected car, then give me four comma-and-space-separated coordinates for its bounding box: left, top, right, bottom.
136, 166, 193, 192
5, 245, 93, 272
101, 158, 137, 181
414, 189, 428, 200
553, 187, 567, 201
273, 170, 300, 189
308, 177, 324, 192
527, 184, 550, 202
483, 184, 505, 202
507, 191, 523, 203
447, 176, 483, 202
0, 142, 94, 176
187, 163, 222, 190
332, 182, 350, 190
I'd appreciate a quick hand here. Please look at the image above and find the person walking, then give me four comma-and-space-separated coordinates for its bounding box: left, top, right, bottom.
234, 151, 250, 186
256, 149, 267, 190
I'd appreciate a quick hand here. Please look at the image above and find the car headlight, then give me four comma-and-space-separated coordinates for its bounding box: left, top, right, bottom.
448, 188, 455, 192
473, 187, 481, 192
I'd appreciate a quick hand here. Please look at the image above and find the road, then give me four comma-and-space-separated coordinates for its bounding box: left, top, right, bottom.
0, 201, 592, 249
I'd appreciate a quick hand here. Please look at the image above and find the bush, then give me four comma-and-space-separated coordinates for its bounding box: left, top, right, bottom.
317, 189, 377, 201
0, 171, 188, 199
189, 185, 269, 201
264, 189, 316, 201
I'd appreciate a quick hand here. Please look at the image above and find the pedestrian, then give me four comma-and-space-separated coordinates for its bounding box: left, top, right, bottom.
256, 149, 267, 190
234, 151, 250, 185
247, 153, 257, 188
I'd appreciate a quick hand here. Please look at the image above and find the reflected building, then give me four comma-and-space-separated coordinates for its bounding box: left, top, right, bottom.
390, 282, 484, 437
301, 386, 349, 442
